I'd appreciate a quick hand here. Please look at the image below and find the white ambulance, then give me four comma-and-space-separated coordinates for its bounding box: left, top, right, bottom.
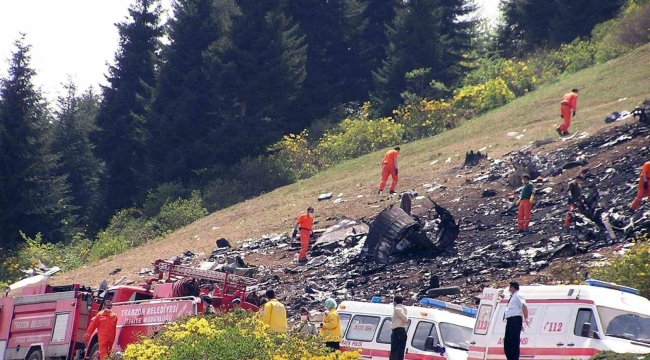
468, 279, 650, 360
338, 298, 476, 360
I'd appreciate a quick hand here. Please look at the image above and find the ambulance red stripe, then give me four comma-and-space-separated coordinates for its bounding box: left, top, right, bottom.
341, 347, 446, 359
486, 346, 600, 356
497, 299, 595, 305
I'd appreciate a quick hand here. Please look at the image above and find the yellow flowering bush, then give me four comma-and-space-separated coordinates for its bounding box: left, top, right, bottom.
592, 243, 650, 298
496, 60, 537, 96
270, 102, 404, 170
268, 130, 321, 179
110, 310, 361, 360
317, 115, 404, 165
463, 58, 537, 98
452, 77, 515, 113
393, 99, 461, 141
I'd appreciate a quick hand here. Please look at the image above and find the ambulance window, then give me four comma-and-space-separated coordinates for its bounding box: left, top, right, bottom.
412, 321, 439, 351
346, 315, 380, 342
340, 313, 352, 334
440, 323, 472, 350
377, 319, 411, 344
574, 309, 599, 337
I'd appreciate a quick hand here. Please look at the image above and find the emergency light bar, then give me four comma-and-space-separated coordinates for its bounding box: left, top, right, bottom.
420, 298, 478, 318
585, 279, 640, 295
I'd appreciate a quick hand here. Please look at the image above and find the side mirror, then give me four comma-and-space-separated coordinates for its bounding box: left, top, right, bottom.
424, 336, 442, 353
581, 322, 591, 337
591, 331, 600, 340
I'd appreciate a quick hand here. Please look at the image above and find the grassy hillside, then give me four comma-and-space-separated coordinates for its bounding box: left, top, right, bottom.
51, 44, 650, 288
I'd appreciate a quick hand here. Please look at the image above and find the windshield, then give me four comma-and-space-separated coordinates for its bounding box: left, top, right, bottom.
598, 306, 650, 341
439, 322, 472, 351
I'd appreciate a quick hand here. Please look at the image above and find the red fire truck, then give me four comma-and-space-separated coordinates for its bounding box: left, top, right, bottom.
0, 259, 259, 360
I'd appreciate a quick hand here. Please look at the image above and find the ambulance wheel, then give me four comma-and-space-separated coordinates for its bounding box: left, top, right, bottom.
89, 343, 101, 360
26, 349, 43, 360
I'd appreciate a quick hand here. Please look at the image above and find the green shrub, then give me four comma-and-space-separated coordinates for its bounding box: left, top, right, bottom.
611, 2, 650, 47
143, 181, 189, 218
0, 233, 94, 288
591, 20, 631, 63
156, 191, 208, 233
592, 243, 650, 298
233, 156, 296, 196
89, 209, 158, 261
557, 38, 598, 74
200, 178, 247, 212
89, 231, 131, 261
590, 351, 648, 360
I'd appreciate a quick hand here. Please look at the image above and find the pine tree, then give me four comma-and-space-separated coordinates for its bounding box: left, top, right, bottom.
217, 0, 307, 155
498, 0, 625, 53
93, 0, 163, 216
438, 0, 476, 82
372, 0, 475, 115
361, 0, 402, 82
286, 0, 367, 126
150, 0, 238, 183
0, 37, 72, 246
52, 82, 103, 234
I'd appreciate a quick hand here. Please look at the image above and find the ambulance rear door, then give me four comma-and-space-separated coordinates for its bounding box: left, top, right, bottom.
532, 302, 574, 359
468, 288, 499, 360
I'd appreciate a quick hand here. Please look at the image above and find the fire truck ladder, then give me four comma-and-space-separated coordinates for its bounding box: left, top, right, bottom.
152, 259, 258, 289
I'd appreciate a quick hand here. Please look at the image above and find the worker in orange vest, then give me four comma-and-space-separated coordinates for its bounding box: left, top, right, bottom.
378, 146, 400, 195
84, 300, 118, 360
516, 174, 535, 234
557, 89, 579, 136
293, 207, 314, 264
630, 161, 650, 211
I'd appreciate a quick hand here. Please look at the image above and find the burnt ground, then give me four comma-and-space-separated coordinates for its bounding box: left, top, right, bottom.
175, 122, 650, 315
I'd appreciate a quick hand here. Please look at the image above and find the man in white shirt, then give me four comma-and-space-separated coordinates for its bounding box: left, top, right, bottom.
390, 295, 408, 360
504, 282, 530, 360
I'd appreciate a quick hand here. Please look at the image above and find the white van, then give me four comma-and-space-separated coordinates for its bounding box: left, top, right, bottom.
468, 279, 650, 360
338, 299, 476, 360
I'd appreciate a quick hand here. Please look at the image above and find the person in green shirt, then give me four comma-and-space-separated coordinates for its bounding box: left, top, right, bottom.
517, 174, 535, 233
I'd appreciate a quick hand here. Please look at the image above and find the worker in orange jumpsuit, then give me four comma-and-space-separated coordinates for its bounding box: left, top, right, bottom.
557, 89, 579, 136
84, 300, 118, 360
378, 146, 400, 195
630, 161, 650, 211
293, 207, 314, 264
516, 174, 534, 234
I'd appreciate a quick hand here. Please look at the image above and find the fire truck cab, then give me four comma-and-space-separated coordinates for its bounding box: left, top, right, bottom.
338, 298, 477, 360
0, 258, 259, 360
0, 284, 96, 360
468, 279, 650, 360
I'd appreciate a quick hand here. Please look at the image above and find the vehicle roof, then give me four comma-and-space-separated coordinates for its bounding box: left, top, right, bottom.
339, 301, 475, 327
504, 285, 650, 316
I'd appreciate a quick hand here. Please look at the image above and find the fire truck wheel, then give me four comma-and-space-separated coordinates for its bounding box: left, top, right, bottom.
89, 343, 101, 360
26, 349, 43, 360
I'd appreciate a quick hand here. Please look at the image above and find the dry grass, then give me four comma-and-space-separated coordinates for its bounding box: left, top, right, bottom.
49, 44, 650, 288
